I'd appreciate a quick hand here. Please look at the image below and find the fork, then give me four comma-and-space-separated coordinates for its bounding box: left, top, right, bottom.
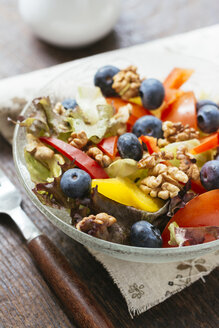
0, 168, 113, 328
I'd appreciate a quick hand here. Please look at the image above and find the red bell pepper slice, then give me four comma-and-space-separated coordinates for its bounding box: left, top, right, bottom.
190, 132, 219, 155
98, 136, 118, 159
163, 68, 194, 89
40, 137, 109, 179
139, 135, 160, 154
127, 115, 138, 126
161, 91, 197, 129
162, 189, 219, 247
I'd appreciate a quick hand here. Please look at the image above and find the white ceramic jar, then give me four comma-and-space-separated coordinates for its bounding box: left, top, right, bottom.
18, 0, 121, 47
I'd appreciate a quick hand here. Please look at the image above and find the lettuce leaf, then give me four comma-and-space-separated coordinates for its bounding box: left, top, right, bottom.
66, 103, 114, 143
33, 97, 71, 135
168, 222, 219, 246
106, 159, 138, 178
25, 148, 65, 184
75, 86, 107, 124
104, 104, 132, 138
33, 176, 91, 222
46, 154, 65, 178
15, 108, 50, 137
33, 176, 75, 209
24, 150, 52, 183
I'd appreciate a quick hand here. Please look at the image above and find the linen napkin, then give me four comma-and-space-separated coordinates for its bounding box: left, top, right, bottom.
1, 25, 219, 317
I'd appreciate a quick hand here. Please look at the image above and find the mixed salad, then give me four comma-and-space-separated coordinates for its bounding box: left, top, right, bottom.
18, 65, 219, 248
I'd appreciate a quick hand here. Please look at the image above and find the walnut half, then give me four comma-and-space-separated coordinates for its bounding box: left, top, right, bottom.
112, 66, 142, 100
138, 150, 189, 200
76, 213, 117, 241
87, 146, 112, 168
176, 145, 200, 180
68, 130, 88, 149
26, 133, 54, 161
162, 121, 199, 143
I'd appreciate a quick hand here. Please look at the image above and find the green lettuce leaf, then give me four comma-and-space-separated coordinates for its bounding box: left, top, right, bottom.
66, 103, 114, 143
16, 109, 50, 137
106, 159, 138, 178
25, 149, 65, 184
33, 97, 71, 135
24, 150, 52, 183
104, 104, 132, 138
46, 154, 65, 178
75, 86, 107, 124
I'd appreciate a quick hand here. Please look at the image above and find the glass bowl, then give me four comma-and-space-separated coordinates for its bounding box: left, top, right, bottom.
13, 47, 219, 263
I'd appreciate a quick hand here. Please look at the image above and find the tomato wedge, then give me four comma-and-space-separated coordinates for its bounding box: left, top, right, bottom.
161, 91, 197, 129
163, 68, 194, 89
40, 137, 109, 179
98, 136, 118, 159
190, 132, 219, 155
162, 190, 219, 247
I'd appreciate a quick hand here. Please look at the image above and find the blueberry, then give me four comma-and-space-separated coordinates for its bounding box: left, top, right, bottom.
132, 115, 163, 139
139, 78, 165, 110
196, 99, 218, 112
197, 105, 219, 133
60, 168, 91, 199
200, 160, 219, 190
62, 98, 77, 110
117, 133, 143, 161
130, 221, 163, 248
94, 65, 120, 97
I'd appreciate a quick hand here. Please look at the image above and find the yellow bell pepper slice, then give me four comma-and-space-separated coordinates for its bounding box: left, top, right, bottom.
92, 177, 164, 212
129, 96, 142, 106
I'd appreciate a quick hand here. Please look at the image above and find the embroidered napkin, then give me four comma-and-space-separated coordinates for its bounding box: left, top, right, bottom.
1, 25, 219, 317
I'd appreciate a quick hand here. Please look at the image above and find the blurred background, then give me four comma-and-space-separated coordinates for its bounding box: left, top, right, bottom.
1, 0, 219, 77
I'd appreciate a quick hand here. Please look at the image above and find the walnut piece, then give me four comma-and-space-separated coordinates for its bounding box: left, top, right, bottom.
53, 102, 65, 115
138, 151, 174, 169
76, 213, 117, 241
87, 146, 112, 168
138, 151, 189, 200
68, 130, 88, 149
34, 146, 54, 161
176, 145, 200, 180
140, 164, 188, 200
112, 66, 142, 100
26, 133, 54, 161
157, 138, 169, 148
162, 121, 199, 143
113, 103, 132, 123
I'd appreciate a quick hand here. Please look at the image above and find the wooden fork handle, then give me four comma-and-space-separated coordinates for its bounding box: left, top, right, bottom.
27, 234, 113, 328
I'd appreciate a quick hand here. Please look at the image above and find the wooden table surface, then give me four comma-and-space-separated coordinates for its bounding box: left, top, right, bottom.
0, 1, 218, 327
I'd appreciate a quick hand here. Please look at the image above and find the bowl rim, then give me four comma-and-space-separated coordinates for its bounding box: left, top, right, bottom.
12, 51, 219, 259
